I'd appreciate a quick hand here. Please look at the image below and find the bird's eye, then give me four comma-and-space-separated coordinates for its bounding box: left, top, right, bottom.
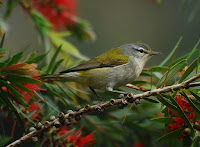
139, 49, 144, 53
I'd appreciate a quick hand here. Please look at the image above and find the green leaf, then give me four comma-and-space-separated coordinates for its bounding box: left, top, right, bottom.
188, 40, 200, 61
25, 51, 38, 62
26, 52, 47, 64
140, 71, 152, 76
151, 117, 171, 123
30, 10, 52, 35
159, 36, 183, 66
3, 0, 19, 20
172, 40, 200, 66
46, 45, 62, 74
157, 128, 184, 142
143, 97, 159, 103
148, 66, 168, 72
179, 58, 199, 83
190, 91, 200, 101
168, 95, 193, 131
6, 76, 40, 84
48, 31, 88, 60
0, 33, 5, 48
181, 92, 200, 115
156, 94, 177, 111
34, 92, 60, 113
132, 80, 148, 85
51, 59, 64, 74
11, 82, 32, 92
6, 52, 23, 66
157, 59, 187, 87
0, 80, 27, 107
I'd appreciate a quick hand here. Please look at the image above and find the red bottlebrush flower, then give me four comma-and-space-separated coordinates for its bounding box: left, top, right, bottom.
166, 93, 200, 140
30, 0, 77, 31
73, 131, 96, 147
28, 101, 40, 111
16, 82, 45, 102
56, 125, 96, 147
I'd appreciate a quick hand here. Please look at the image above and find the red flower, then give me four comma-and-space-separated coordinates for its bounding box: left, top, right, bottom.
28, 101, 40, 111
16, 82, 45, 102
55, 125, 96, 147
167, 93, 199, 140
30, 0, 77, 31
73, 131, 96, 147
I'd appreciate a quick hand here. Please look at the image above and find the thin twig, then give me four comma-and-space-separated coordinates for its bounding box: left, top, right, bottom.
7, 74, 200, 147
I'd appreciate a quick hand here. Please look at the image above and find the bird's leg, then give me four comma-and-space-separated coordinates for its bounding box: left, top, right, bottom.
106, 86, 128, 95
89, 87, 103, 101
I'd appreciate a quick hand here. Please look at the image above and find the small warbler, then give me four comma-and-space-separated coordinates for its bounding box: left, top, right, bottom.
42, 43, 160, 100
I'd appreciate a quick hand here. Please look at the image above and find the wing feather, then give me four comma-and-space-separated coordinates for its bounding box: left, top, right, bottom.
60, 48, 129, 73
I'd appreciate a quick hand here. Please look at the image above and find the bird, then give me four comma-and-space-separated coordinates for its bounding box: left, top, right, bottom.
41, 43, 160, 100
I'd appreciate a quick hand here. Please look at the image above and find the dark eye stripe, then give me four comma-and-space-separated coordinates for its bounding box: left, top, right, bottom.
136, 48, 148, 54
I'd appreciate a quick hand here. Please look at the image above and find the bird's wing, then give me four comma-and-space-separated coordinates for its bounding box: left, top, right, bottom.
60, 48, 129, 73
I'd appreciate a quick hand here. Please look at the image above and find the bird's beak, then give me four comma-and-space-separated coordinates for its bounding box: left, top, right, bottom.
148, 51, 161, 56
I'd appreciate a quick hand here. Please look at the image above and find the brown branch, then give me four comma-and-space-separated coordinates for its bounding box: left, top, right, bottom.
7, 74, 200, 147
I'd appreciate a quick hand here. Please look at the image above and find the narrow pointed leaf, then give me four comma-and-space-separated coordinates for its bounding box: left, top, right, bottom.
11, 82, 32, 92
7, 52, 23, 66
140, 71, 152, 76
172, 49, 197, 66
46, 45, 62, 74
6, 76, 40, 84
148, 66, 168, 72
26, 53, 47, 64
181, 92, 200, 115
179, 58, 199, 83
157, 128, 184, 142
143, 97, 159, 103
172, 39, 200, 66
151, 117, 171, 123
156, 94, 177, 111
51, 59, 64, 74
168, 95, 193, 131
132, 80, 148, 85
0, 33, 5, 48
190, 91, 200, 101
159, 36, 183, 66
43, 83, 61, 97
157, 60, 187, 87
34, 92, 59, 113
187, 40, 200, 60
0, 80, 28, 107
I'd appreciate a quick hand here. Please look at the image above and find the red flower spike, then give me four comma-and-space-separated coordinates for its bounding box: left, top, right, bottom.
74, 131, 96, 147
28, 101, 40, 111
30, 0, 77, 31
167, 93, 196, 140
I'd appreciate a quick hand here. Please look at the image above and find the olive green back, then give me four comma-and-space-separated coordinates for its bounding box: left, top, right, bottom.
60, 48, 129, 73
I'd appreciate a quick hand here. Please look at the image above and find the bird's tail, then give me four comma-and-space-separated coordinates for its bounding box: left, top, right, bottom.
40, 73, 78, 82
40, 74, 65, 82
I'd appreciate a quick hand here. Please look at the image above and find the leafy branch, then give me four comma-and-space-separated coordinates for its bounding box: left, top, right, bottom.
7, 73, 200, 147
